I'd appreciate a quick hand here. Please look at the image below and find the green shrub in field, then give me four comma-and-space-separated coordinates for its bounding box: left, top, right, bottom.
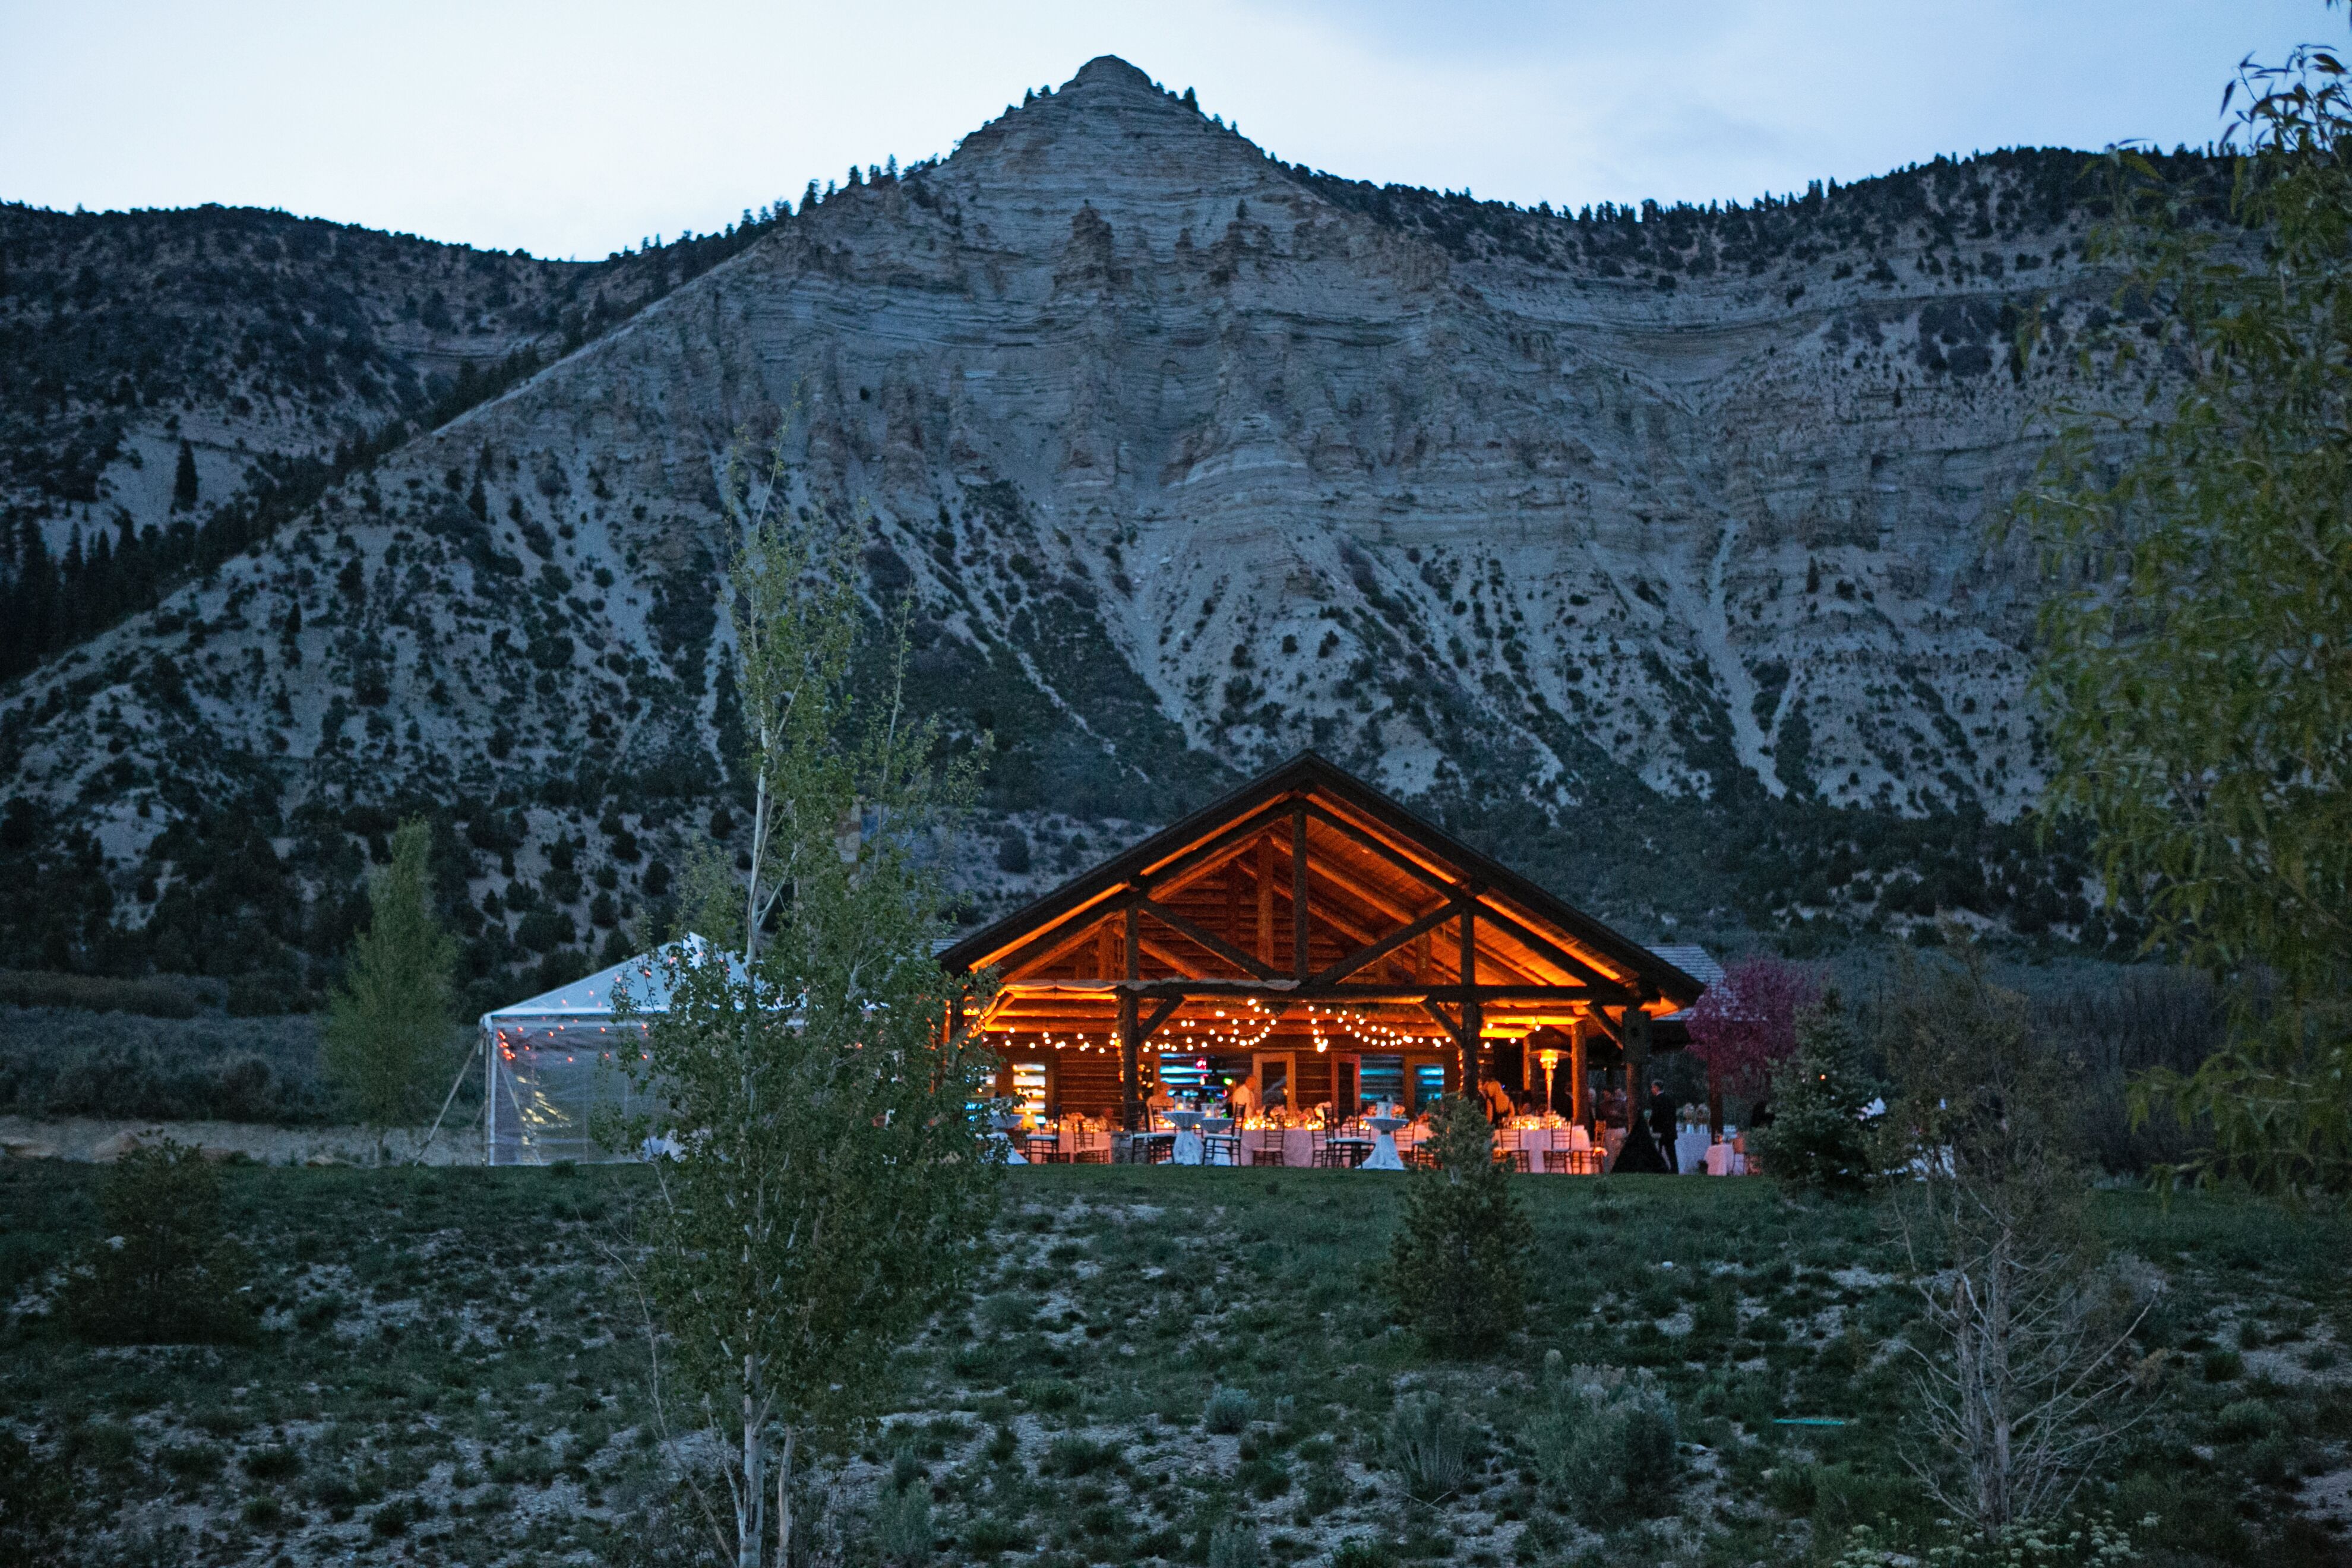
1206, 1521, 1262, 1568
1383, 1392, 1474, 1503
1754, 992, 1877, 1196
1203, 1384, 1256, 1434
1388, 1097, 1531, 1356
963, 1515, 1030, 1555
0, 1429, 71, 1555
59, 1139, 254, 1346
871, 1474, 933, 1563
2213, 1399, 2285, 1444
1525, 1354, 1678, 1525
243, 1446, 302, 1482
1330, 1540, 1399, 1568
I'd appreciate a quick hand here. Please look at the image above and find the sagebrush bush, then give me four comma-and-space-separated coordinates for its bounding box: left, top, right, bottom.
1206, 1521, 1262, 1568
1525, 1354, 1678, 1524
1383, 1392, 1474, 1502
870, 1476, 932, 1563
1203, 1384, 1256, 1434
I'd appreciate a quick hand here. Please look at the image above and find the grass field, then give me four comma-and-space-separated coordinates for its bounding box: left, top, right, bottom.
2, 1162, 2347, 1567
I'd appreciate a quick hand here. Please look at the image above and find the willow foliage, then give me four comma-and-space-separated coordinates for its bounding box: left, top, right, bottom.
2014, 36, 2352, 1196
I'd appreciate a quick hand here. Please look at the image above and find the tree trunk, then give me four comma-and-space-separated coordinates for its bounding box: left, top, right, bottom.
740, 1364, 764, 1568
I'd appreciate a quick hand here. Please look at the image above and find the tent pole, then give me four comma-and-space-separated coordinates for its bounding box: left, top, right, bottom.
413, 1030, 483, 1166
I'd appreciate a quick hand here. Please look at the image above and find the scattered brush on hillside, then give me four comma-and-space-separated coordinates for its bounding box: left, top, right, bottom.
0, 1006, 331, 1124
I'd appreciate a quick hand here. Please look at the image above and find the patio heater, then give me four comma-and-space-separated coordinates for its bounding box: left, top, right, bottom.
1535, 1047, 1562, 1116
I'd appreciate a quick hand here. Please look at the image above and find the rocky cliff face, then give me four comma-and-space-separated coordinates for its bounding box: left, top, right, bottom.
0, 56, 2169, 998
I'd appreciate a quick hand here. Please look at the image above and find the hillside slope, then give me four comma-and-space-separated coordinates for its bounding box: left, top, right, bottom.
0, 58, 2184, 1002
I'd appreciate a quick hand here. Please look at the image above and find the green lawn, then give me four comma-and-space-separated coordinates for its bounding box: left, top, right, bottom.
2, 1162, 2346, 1567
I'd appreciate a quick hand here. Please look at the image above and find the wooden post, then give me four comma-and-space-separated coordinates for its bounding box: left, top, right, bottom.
1623, 1003, 1651, 1116
1458, 903, 1482, 1098
1707, 1057, 1724, 1140
1570, 1016, 1589, 1126
1290, 807, 1309, 981
1120, 903, 1142, 1132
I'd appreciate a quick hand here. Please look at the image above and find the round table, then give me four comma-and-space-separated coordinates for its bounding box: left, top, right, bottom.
1166, 1110, 1206, 1165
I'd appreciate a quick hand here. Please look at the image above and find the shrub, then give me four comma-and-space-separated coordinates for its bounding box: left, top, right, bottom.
1382, 1393, 1474, 1503
2213, 1398, 2285, 1443
1330, 1541, 1399, 1568
871, 1477, 932, 1563
1525, 1354, 1678, 1525
244, 1446, 303, 1482
1041, 1436, 1117, 1477
1754, 991, 1877, 1194
963, 1515, 1029, 1554
978, 1291, 1038, 1334
1206, 1522, 1262, 1568
1388, 1097, 1531, 1355
0, 1430, 71, 1554
59, 1139, 255, 1346
1203, 1385, 1257, 1434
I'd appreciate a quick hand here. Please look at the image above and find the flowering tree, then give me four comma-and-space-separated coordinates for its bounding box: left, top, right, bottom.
1684, 957, 1821, 1097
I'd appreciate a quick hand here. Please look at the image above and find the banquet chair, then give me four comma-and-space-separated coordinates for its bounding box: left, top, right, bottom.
1248, 1135, 1285, 1167
1205, 1133, 1241, 1167
1068, 1125, 1109, 1165
1495, 1130, 1531, 1173
1309, 1128, 1342, 1169
1025, 1133, 1061, 1165
1142, 1133, 1175, 1165
1543, 1148, 1572, 1174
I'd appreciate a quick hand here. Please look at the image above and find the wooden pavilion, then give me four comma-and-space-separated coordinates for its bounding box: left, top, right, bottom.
938, 754, 1706, 1133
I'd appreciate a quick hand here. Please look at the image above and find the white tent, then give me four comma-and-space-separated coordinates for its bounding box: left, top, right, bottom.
479, 937, 739, 1165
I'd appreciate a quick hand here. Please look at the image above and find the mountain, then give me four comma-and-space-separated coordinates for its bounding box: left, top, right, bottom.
0, 56, 2189, 1008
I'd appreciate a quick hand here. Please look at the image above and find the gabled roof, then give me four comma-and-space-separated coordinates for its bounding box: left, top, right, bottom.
941, 753, 1702, 1022
479, 935, 739, 1025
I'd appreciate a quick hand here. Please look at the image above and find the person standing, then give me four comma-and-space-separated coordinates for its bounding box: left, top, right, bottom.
1479, 1074, 1516, 1124
1647, 1080, 1678, 1174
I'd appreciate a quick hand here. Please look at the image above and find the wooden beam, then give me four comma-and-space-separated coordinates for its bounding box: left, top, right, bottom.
1421, 997, 1462, 1047
1291, 807, 1310, 982
1308, 899, 1463, 988
1256, 832, 1275, 966
1459, 902, 1482, 1095
988, 905, 1122, 985
1140, 996, 1182, 1042
1121, 904, 1141, 1131
1303, 802, 1467, 899
1137, 897, 1283, 981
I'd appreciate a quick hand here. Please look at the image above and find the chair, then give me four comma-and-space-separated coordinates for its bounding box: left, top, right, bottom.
1025, 1133, 1061, 1165
1248, 1136, 1285, 1167
1496, 1130, 1531, 1173
1068, 1124, 1109, 1165
1309, 1128, 1342, 1169
1543, 1147, 1572, 1174
1142, 1134, 1175, 1165
1205, 1133, 1240, 1167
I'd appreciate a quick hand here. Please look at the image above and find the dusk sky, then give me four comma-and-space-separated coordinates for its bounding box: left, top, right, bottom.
1, 0, 2329, 260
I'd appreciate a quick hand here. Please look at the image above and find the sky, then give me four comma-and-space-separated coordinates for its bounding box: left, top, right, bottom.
0, 0, 2332, 261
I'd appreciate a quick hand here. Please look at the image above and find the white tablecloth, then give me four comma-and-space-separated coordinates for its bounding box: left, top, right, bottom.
1704, 1143, 1746, 1176
1361, 1128, 1406, 1170
1497, 1125, 1595, 1171
1240, 1128, 1317, 1167
1674, 1128, 1711, 1174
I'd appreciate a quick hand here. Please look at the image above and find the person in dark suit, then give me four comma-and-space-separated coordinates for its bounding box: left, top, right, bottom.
1647, 1080, 1678, 1173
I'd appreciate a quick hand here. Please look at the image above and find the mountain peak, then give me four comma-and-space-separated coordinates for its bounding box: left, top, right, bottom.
1068, 55, 1154, 91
